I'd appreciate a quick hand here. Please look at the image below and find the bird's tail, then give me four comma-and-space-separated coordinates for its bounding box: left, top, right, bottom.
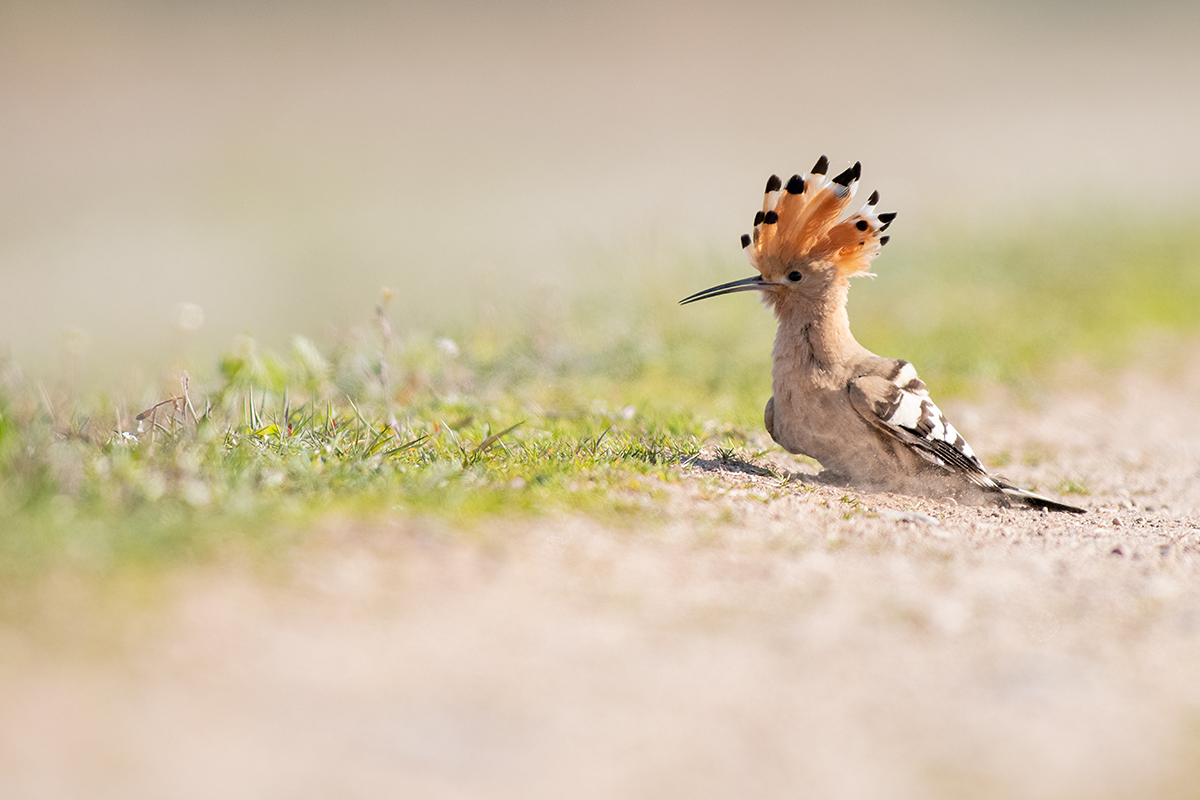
997, 483, 1087, 514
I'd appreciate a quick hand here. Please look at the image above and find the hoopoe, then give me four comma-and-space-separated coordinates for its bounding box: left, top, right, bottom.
681, 156, 1085, 514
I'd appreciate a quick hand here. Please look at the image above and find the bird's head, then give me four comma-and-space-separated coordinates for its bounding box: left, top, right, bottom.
680, 156, 895, 318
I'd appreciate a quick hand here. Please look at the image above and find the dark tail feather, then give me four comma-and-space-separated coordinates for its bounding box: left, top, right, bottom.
999, 485, 1087, 514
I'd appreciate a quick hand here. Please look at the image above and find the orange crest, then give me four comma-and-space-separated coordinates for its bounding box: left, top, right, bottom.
742, 156, 895, 279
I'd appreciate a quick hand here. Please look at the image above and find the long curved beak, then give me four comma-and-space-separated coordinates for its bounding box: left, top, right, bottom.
679, 275, 779, 305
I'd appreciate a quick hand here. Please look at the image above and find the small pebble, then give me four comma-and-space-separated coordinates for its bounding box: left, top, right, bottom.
879, 510, 940, 526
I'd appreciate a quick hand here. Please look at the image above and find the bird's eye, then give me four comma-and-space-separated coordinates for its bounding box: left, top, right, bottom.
787, 271, 803, 282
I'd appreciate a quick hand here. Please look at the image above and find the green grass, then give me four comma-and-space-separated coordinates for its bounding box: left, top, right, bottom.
3, 210, 1200, 584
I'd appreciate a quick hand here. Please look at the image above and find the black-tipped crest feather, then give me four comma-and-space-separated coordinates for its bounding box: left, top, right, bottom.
832, 163, 858, 187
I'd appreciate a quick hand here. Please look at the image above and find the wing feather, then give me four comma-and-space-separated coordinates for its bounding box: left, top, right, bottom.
848, 364, 1086, 513
847, 362, 995, 487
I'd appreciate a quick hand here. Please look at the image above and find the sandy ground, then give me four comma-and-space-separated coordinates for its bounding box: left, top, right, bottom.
2, 358, 1200, 800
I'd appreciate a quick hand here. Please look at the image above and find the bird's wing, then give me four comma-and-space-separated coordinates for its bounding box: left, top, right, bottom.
847, 361, 994, 485
848, 361, 1087, 513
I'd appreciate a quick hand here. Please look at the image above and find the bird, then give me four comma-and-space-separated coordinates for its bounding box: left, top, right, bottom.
680, 156, 1085, 514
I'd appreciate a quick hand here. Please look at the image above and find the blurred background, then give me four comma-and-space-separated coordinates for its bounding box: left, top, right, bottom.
6, 7, 1200, 798
2, 0, 1199, 381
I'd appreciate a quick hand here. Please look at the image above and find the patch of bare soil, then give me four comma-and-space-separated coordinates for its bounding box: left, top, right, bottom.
2, 364, 1200, 800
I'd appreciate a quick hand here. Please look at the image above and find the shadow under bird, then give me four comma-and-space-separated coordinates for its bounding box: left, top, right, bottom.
681, 156, 1085, 514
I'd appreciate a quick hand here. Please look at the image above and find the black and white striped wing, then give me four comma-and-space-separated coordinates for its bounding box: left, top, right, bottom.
848, 361, 997, 486
849, 361, 1087, 513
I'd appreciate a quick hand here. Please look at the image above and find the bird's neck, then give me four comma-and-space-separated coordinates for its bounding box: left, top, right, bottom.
772, 296, 864, 384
